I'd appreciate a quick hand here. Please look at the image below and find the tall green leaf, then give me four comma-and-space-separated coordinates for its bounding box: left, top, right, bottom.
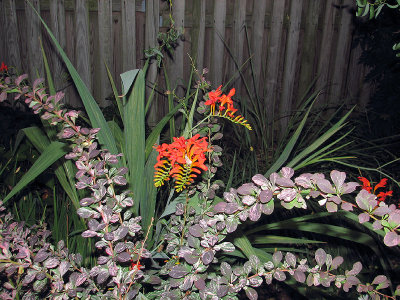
247, 220, 380, 255
3, 141, 67, 203
123, 69, 146, 215
106, 64, 126, 122
286, 107, 355, 169
141, 147, 159, 246
265, 101, 314, 177
22, 127, 80, 209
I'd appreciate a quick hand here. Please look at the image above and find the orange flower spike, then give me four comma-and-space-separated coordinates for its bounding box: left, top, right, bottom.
374, 178, 388, 193
358, 177, 372, 193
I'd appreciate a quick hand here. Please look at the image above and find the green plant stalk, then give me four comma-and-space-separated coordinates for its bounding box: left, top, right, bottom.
163, 67, 176, 140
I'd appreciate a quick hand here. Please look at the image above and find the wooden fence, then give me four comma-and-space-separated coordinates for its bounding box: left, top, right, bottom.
0, 0, 371, 129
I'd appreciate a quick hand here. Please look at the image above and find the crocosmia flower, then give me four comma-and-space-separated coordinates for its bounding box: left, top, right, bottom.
358, 176, 392, 204
204, 85, 251, 130
358, 177, 372, 192
154, 134, 209, 192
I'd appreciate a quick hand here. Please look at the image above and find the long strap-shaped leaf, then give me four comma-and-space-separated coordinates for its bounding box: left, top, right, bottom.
3, 141, 67, 203
247, 220, 380, 255
23, 127, 80, 210
265, 100, 314, 177
26, 1, 119, 158
141, 146, 159, 246
124, 69, 146, 215
287, 107, 354, 169
251, 235, 325, 245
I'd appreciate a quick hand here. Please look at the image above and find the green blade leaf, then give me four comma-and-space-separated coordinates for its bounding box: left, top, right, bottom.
107, 120, 125, 155
3, 141, 67, 203
265, 100, 314, 177
106, 64, 125, 122
249, 221, 380, 255
124, 69, 145, 215
141, 146, 159, 246
23, 127, 80, 209
287, 107, 354, 169
251, 235, 325, 245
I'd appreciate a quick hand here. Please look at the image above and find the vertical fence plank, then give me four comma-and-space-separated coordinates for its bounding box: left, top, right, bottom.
231, 0, 246, 86
298, 0, 321, 99
250, 0, 267, 97
25, 0, 43, 80
212, 0, 226, 85
98, 0, 113, 106
168, 0, 185, 91
316, 0, 338, 104
50, 0, 66, 94
0, 1, 5, 64
265, 0, 285, 121
121, 0, 136, 72
328, 0, 354, 107
345, 42, 364, 104
74, 0, 90, 106
191, 0, 206, 72
145, 0, 159, 127
279, 0, 303, 133
4, 0, 22, 71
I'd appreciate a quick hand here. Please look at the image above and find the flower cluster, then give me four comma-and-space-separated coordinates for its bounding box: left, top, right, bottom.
358, 177, 393, 204
154, 134, 209, 192
204, 85, 252, 130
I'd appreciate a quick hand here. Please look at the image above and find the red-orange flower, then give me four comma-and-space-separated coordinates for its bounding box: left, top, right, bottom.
377, 191, 393, 202
358, 177, 372, 192
0, 62, 8, 72
154, 134, 209, 191
218, 88, 235, 112
374, 178, 388, 193
358, 176, 393, 204
130, 260, 143, 270
205, 85, 222, 115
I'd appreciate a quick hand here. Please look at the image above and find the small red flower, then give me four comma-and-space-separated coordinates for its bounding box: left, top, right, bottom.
358, 177, 372, 192
358, 176, 393, 205
0, 62, 8, 72
130, 260, 143, 270
374, 178, 388, 193
205, 85, 222, 115
377, 191, 393, 203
